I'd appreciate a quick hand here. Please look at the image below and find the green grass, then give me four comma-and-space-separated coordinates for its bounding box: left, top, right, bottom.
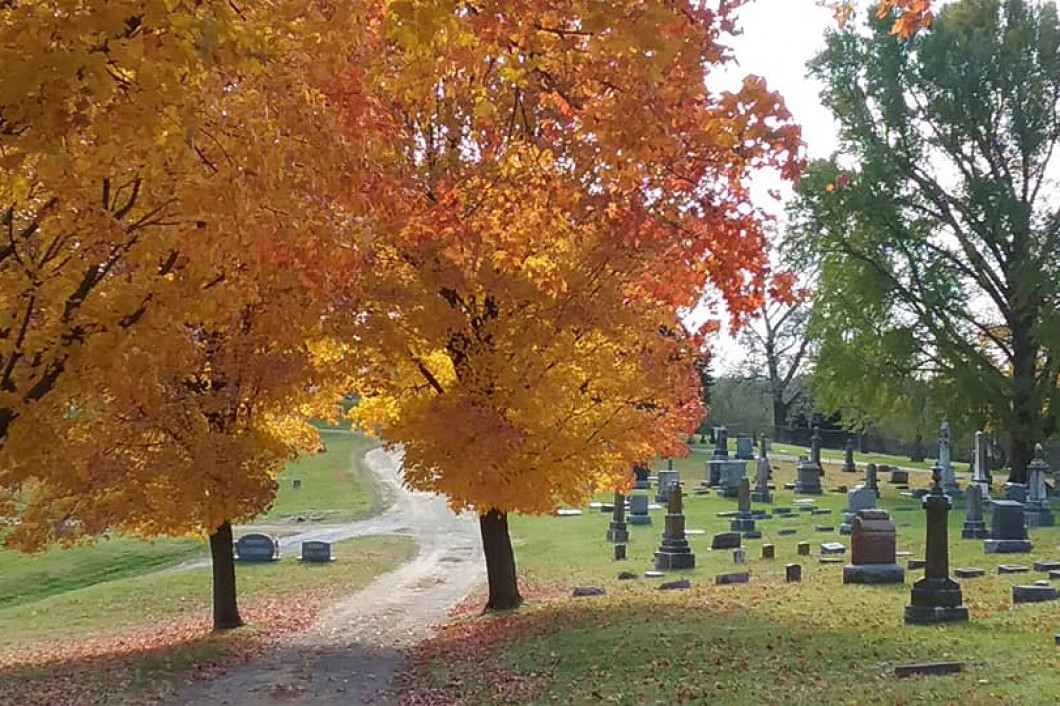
0, 537, 205, 610
265, 430, 384, 522
409, 455, 1060, 704
691, 439, 939, 471
0, 535, 415, 650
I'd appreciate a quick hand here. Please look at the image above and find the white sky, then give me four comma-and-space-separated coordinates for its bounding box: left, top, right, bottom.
699, 0, 842, 374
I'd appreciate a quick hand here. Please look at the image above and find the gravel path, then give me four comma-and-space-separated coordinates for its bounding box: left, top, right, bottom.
169, 447, 485, 705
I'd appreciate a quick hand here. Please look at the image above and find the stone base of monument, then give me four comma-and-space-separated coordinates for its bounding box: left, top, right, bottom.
750, 490, 773, 503
1024, 506, 1055, 528
985, 539, 1033, 554
634, 480, 651, 490
628, 514, 652, 526
730, 515, 756, 533
961, 520, 989, 539
654, 545, 696, 570
743, 530, 763, 539
904, 577, 969, 625
843, 563, 905, 584
606, 522, 629, 543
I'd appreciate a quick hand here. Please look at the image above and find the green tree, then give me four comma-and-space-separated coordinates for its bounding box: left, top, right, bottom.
791, 0, 1060, 482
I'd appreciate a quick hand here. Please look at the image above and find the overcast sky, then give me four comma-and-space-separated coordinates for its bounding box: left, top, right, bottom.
702, 0, 842, 373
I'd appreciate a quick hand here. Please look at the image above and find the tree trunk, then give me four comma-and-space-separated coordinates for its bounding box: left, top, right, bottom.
772, 394, 788, 430
479, 509, 522, 611
209, 520, 244, 631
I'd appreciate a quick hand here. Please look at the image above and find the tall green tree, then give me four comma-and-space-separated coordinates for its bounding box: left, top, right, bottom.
791, 0, 1060, 482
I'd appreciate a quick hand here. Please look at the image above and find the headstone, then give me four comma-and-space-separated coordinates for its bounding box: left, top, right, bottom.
797, 541, 811, 556
733, 548, 747, 565
843, 436, 856, 473
556, 508, 582, 516
865, 463, 880, 498
777, 528, 797, 536
751, 454, 773, 503
938, 421, 960, 497
606, 491, 630, 543
1034, 560, 1060, 572
1004, 483, 1028, 503
659, 579, 692, 591
762, 544, 775, 559
894, 662, 966, 679
705, 460, 723, 488
618, 571, 637, 580
655, 469, 680, 504
716, 571, 750, 585
628, 493, 652, 525
236, 533, 279, 563
573, 586, 606, 597
954, 567, 985, 578
633, 464, 651, 490
968, 430, 991, 500
984, 500, 1033, 553
644, 570, 665, 578
712, 426, 729, 460
735, 435, 755, 460
1024, 444, 1054, 528
711, 531, 742, 550
904, 466, 969, 624
844, 509, 904, 584
300, 540, 333, 563
889, 468, 910, 485
614, 544, 627, 561
998, 564, 1029, 574
1013, 585, 1060, 603
821, 542, 846, 555
907, 559, 926, 570
839, 479, 877, 535
654, 483, 695, 570
718, 460, 749, 498
292, 478, 302, 490
961, 485, 989, 539
730, 478, 756, 535
793, 430, 825, 495
786, 563, 802, 582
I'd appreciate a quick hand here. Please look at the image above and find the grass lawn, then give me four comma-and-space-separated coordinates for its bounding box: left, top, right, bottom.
691, 438, 939, 471
0, 535, 416, 704
264, 430, 384, 523
405, 455, 1060, 704
0, 537, 205, 611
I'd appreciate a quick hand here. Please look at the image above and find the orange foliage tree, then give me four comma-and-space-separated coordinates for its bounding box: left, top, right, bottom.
0, 2, 385, 629
341, 0, 801, 610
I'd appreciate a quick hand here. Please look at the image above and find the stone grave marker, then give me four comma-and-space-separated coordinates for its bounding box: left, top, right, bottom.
843, 436, 856, 473
659, 579, 692, 591
730, 478, 756, 535
844, 509, 904, 584
786, 564, 802, 582
628, 494, 652, 525
998, 564, 1029, 574
889, 468, 910, 485
733, 547, 747, 565
633, 464, 652, 490
904, 466, 969, 625
606, 490, 630, 543
655, 469, 680, 504
962, 486, 989, 539
1034, 560, 1060, 572
718, 460, 749, 498
711, 531, 742, 550
984, 500, 1033, 554
1004, 483, 1028, 503
654, 483, 695, 570
1013, 585, 1060, 603
1024, 444, 1054, 528
840, 465, 879, 535
797, 541, 810, 556
712, 426, 729, 460
954, 567, 985, 579
938, 421, 961, 498
794, 428, 824, 495
300, 540, 333, 563
716, 571, 750, 585
236, 533, 279, 563
821, 542, 845, 555
735, 435, 755, 460
751, 454, 773, 503
614, 544, 627, 561
762, 544, 775, 559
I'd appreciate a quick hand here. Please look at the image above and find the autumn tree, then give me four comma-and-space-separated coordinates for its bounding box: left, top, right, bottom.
0, 2, 387, 629
790, 0, 1060, 482
342, 0, 800, 610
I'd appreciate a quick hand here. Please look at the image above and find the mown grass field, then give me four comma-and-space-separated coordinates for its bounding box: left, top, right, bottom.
406, 454, 1060, 705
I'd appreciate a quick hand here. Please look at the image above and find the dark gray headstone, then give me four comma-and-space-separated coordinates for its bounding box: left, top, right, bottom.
786, 563, 802, 582
1013, 585, 1060, 603
711, 531, 742, 550
659, 579, 691, 591
300, 540, 333, 563
715, 571, 750, 585
236, 533, 279, 562
954, 567, 985, 578
573, 586, 606, 597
